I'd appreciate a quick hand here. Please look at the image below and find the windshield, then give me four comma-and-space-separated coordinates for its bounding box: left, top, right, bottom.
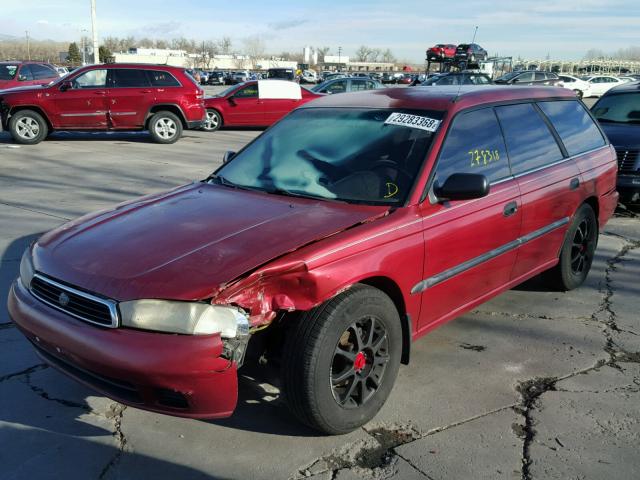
0, 64, 19, 80
592, 93, 640, 124
213, 108, 443, 205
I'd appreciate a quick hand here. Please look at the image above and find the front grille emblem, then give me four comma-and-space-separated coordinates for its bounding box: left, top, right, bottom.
58, 292, 70, 307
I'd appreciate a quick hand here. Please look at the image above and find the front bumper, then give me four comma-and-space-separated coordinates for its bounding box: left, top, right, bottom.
8, 280, 238, 419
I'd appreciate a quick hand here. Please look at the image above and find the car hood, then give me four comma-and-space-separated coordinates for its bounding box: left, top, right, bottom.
599, 123, 640, 149
33, 183, 386, 302
0, 84, 47, 95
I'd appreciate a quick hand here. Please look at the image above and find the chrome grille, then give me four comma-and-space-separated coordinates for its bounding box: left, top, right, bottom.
30, 274, 118, 328
615, 149, 639, 173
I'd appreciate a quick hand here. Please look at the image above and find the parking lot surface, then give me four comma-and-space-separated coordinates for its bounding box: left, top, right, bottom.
1, 111, 638, 479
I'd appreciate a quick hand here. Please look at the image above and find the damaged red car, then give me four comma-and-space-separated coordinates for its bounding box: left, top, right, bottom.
9, 86, 618, 434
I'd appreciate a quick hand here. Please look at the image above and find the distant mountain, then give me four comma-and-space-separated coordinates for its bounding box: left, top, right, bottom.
0, 34, 18, 41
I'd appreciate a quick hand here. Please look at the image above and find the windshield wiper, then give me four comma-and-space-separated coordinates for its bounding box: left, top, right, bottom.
208, 175, 263, 192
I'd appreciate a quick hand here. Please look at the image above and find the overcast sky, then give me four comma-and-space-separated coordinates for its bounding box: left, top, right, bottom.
2, 0, 638, 61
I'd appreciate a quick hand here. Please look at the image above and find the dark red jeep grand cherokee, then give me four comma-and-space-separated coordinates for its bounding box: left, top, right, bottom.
0, 64, 205, 144
8, 86, 618, 434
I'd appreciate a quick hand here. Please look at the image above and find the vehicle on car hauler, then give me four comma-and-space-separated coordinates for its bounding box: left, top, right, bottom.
8, 86, 618, 434
0, 64, 205, 144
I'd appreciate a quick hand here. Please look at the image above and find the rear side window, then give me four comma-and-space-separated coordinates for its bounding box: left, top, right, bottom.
147, 70, 180, 87
495, 103, 563, 175
30, 64, 57, 80
435, 107, 510, 184
18, 65, 34, 81
538, 101, 606, 156
111, 69, 150, 88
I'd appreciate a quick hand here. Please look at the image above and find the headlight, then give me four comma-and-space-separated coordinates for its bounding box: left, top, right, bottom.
119, 299, 249, 338
19, 247, 35, 289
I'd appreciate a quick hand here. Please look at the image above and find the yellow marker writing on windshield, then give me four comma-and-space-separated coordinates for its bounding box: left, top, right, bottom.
384, 182, 399, 199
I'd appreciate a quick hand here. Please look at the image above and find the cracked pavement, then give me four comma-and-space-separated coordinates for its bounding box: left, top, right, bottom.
1, 124, 639, 480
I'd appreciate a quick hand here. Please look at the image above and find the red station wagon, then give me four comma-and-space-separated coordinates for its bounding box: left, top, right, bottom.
9, 86, 618, 434
0, 64, 205, 144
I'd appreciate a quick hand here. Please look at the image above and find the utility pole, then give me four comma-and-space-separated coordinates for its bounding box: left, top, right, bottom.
91, 0, 99, 64
25, 31, 30, 60
338, 46, 342, 71
81, 29, 88, 65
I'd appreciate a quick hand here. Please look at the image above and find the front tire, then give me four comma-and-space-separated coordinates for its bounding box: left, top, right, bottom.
9, 110, 48, 145
148, 111, 183, 144
283, 285, 402, 435
202, 109, 222, 132
544, 203, 598, 291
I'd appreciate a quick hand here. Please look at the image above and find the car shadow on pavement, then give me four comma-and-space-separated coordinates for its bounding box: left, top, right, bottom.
207, 365, 322, 437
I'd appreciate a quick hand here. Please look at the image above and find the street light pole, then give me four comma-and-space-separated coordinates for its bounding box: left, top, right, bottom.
81, 29, 88, 65
338, 46, 342, 71
90, 0, 99, 63
25, 31, 30, 60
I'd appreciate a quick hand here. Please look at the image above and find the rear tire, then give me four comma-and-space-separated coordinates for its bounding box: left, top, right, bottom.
9, 110, 48, 145
543, 204, 598, 291
573, 89, 584, 99
282, 285, 402, 435
148, 111, 182, 144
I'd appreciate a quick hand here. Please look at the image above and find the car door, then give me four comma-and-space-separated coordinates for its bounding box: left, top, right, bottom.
224, 83, 264, 125
107, 69, 155, 128
417, 107, 522, 330
52, 69, 109, 128
494, 102, 583, 281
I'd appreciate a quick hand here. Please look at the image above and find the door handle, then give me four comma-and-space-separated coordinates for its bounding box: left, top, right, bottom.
569, 177, 580, 190
94, 90, 106, 95
503, 201, 518, 217
141, 90, 152, 93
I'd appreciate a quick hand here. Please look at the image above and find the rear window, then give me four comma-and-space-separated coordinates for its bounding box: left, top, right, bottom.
147, 70, 180, 87
0, 64, 19, 80
495, 103, 564, 175
538, 100, 606, 156
592, 93, 640, 125
435, 107, 510, 184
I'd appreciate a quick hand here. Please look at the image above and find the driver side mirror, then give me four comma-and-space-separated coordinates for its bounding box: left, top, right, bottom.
434, 173, 489, 202
223, 151, 236, 164
227, 96, 236, 105
59, 81, 73, 92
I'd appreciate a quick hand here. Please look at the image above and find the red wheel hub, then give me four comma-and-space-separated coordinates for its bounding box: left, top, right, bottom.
354, 351, 367, 372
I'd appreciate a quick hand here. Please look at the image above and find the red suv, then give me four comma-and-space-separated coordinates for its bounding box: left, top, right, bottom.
9, 86, 618, 434
0, 61, 59, 90
426, 44, 457, 62
0, 64, 205, 144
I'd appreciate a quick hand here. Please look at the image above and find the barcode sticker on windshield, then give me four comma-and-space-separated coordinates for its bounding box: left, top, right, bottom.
384, 112, 441, 132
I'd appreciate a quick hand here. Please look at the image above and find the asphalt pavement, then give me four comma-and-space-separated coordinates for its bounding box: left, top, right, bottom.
0, 95, 637, 480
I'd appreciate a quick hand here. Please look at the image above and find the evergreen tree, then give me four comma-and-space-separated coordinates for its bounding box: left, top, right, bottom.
67, 42, 81, 65
99, 45, 112, 63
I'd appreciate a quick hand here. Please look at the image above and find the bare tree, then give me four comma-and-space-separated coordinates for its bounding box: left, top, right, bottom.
218, 36, 232, 55
243, 36, 266, 68
355, 45, 373, 62
315, 46, 331, 62
584, 48, 606, 60
381, 48, 395, 63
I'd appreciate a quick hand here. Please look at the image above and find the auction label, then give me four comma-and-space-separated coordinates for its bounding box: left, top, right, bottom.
384, 112, 441, 132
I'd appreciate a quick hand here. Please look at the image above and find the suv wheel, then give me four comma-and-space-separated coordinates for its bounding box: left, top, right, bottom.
202, 109, 222, 132
544, 203, 598, 291
148, 111, 183, 144
283, 285, 402, 434
9, 110, 48, 145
